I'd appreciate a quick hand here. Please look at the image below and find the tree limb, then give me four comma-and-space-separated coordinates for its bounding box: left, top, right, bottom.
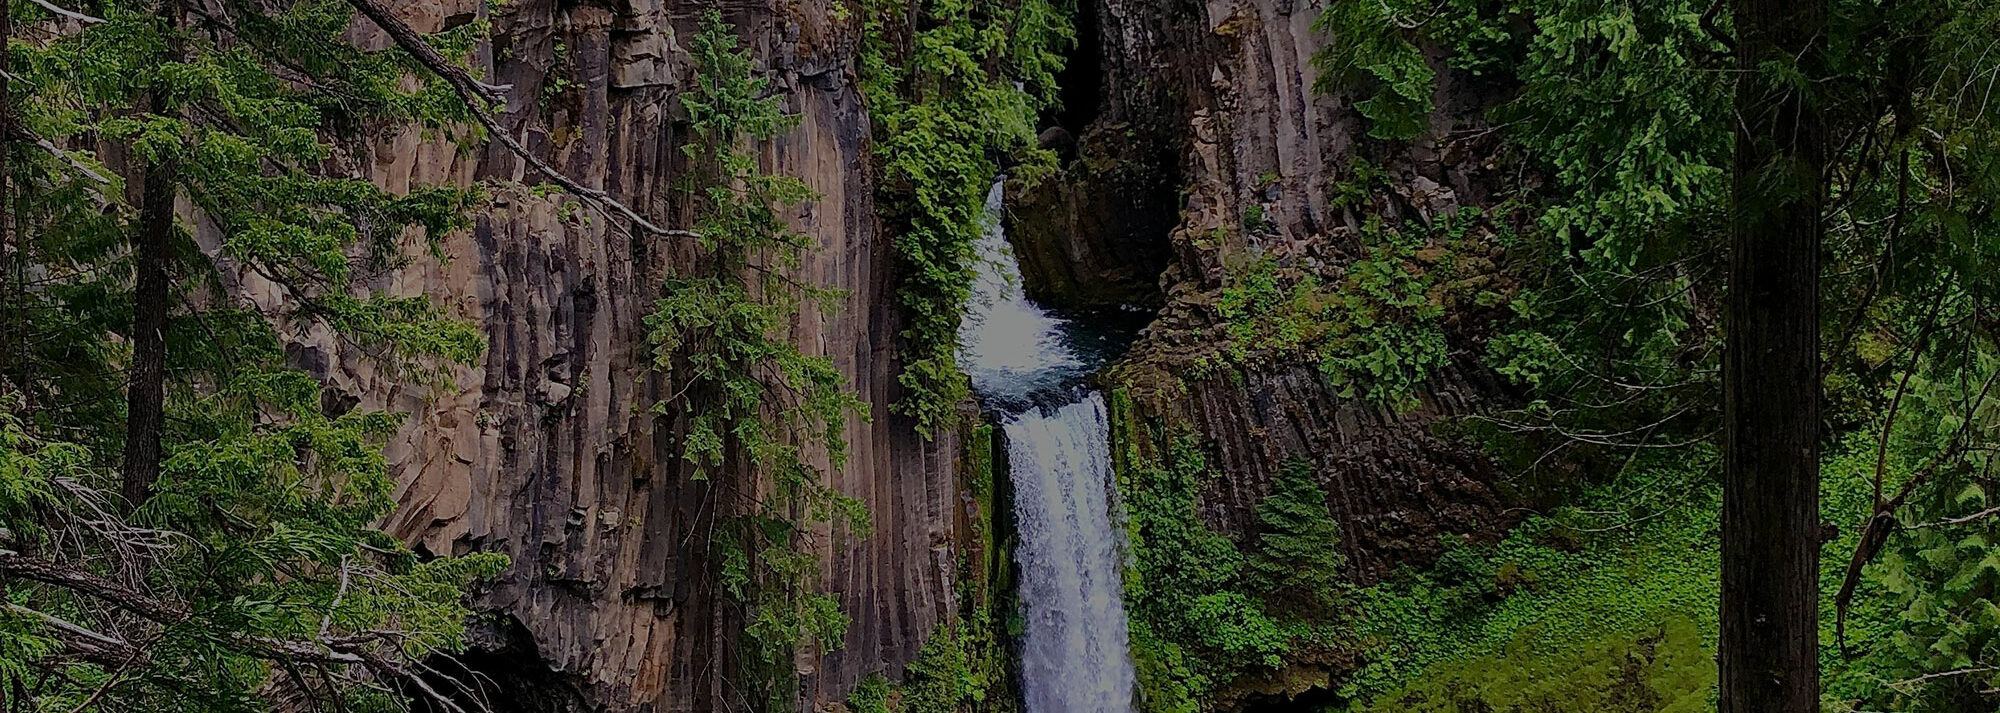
23, 0, 102, 24
0, 554, 190, 624
7, 125, 111, 185
0, 554, 485, 710
341, 0, 700, 241
0, 604, 146, 667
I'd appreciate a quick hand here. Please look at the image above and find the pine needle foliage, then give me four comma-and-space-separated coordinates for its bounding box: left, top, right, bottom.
0, 0, 509, 708
1249, 459, 1349, 618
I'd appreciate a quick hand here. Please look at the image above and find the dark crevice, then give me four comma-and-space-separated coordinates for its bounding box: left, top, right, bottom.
410, 615, 595, 713
1004, 0, 1179, 311
1050, 0, 1103, 138
1237, 685, 1348, 713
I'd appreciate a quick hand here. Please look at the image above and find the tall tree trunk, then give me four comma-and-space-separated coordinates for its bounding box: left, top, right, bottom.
120, 151, 174, 510
0, 0, 16, 413
1722, 0, 1826, 711
120, 3, 183, 511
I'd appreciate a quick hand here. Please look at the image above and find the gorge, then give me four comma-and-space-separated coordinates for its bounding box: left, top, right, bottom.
13, 0, 1992, 712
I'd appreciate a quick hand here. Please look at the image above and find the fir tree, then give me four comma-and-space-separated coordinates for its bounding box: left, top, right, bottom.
1249, 458, 1347, 618
647, 10, 866, 711
0, 0, 506, 709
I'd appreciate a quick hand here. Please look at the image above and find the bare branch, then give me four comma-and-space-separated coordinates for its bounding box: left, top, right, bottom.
0, 604, 145, 666
23, 0, 102, 24
341, 0, 699, 241
318, 556, 352, 640
1890, 666, 2000, 691
1909, 505, 2000, 530
8, 126, 111, 185
0, 554, 190, 623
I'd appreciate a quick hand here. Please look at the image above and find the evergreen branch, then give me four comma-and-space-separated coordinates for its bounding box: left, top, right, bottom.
8, 125, 111, 185
0, 554, 489, 710
0, 554, 191, 624
342, 0, 700, 241
60, 650, 139, 713
1835, 362, 2000, 656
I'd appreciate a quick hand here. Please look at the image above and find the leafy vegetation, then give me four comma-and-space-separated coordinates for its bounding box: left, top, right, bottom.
1109, 0, 2000, 711
848, 620, 1013, 713
1236, 0, 2000, 711
0, 0, 507, 708
859, 0, 1072, 435
1202, 200, 1494, 411
1112, 390, 1354, 712
651, 12, 870, 711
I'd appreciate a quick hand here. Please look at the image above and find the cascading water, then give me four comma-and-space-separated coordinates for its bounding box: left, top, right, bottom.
959, 182, 1140, 713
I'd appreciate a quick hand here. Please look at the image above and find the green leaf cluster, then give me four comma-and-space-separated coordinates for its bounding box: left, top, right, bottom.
1112, 392, 1360, 712
858, 0, 1073, 435
1203, 206, 1475, 412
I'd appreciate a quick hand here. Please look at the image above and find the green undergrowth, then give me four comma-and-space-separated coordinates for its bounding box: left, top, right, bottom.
1195, 188, 1509, 412
1343, 446, 1724, 711
1110, 389, 1930, 713
848, 617, 1013, 713
844, 616, 1016, 713
1339, 436, 1923, 713
1110, 390, 1354, 713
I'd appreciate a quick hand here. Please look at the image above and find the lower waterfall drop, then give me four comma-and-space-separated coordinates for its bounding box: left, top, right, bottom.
1007, 394, 1138, 713
959, 181, 1139, 713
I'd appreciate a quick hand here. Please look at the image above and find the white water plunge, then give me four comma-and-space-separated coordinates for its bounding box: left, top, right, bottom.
1005, 395, 1139, 713
958, 182, 1140, 713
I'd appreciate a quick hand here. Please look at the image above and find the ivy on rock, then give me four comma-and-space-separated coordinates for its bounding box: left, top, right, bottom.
649, 11, 869, 712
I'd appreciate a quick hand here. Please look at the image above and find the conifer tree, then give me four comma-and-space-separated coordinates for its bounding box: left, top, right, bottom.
1721, 1, 1826, 710
0, 0, 506, 708
647, 10, 865, 711
1249, 458, 1347, 617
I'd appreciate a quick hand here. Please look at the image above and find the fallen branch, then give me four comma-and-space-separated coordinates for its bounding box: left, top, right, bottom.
342, 0, 699, 241
1, 604, 146, 666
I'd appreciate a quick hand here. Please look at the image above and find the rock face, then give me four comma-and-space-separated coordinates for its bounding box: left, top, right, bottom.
1055, 0, 1519, 576
215, 1, 979, 710
996, 0, 1201, 309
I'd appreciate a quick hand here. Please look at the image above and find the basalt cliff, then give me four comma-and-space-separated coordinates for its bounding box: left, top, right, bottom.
258, 0, 1519, 710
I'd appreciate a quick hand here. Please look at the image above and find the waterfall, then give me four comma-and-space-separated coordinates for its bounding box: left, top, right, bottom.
1007, 395, 1139, 713
959, 181, 1140, 713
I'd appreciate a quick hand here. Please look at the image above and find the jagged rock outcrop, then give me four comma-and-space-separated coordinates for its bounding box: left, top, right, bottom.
996, 0, 1201, 309
206, 2, 981, 710
1054, 0, 1519, 574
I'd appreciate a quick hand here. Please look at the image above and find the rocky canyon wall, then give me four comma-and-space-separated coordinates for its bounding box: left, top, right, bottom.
1020, 0, 1519, 576
206, 2, 981, 710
